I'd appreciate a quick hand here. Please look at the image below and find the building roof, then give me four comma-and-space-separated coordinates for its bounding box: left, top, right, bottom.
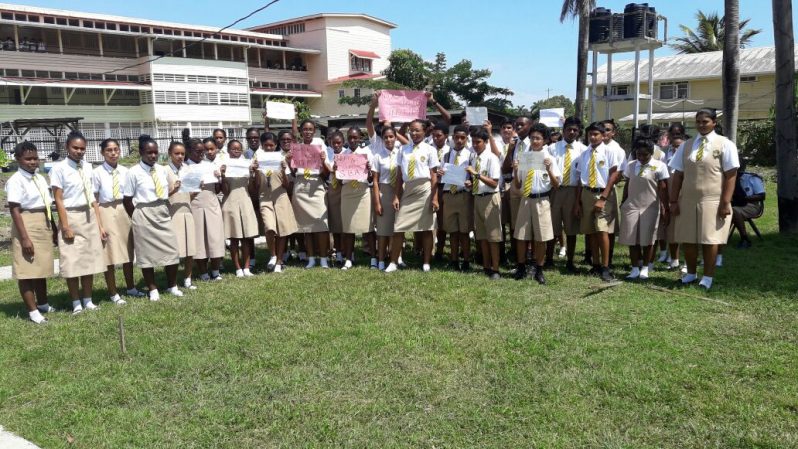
349, 50, 381, 59
596, 46, 798, 85
327, 73, 384, 84
249, 13, 397, 32
0, 2, 284, 41
618, 111, 724, 122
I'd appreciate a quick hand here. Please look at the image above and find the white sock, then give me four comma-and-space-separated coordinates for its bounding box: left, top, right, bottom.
243, 268, 253, 276
82, 298, 97, 309
370, 258, 377, 267
378, 261, 385, 270
384, 262, 398, 273
211, 270, 221, 278
305, 257, 316, 268
29, 309, 46, 324
149, 289, 160, 301
236, 269, 245, 277
669, 259, 680, 268
267, 256, 277, 267
682, 273, 698, 284
699, 276, 713, 289
299, 251, 307, 261
397, 255, 404, 265
72, 299, 82, 310
200, 273, 211, 281
716, 255, 723, 267
168, 286, 184, 297
273, 264, 282, 273
110, 293, 124, 303
648, 262, 654, 272
336, 252, 343, 263
627, 267, 640, 279
640, 266, 650, 278
320, 257, 329, 268
184, 278, 193, 288
422, 264, 431, 272
342, 259, 352, 270
37, 303, 54, 313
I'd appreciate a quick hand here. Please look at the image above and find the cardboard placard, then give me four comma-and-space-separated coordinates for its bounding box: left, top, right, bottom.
334, 153, 369, 182
289, 144, 323, 170
265, 101, 296, 120
378, 90, 428, 123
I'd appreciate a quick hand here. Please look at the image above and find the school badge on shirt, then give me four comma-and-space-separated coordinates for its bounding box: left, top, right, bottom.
420, 156, 427, 163
712, 149, 721, 158
599, 160, 606, 168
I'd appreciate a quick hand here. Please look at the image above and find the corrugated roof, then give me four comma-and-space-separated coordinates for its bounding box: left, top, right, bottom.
596, 46, 798, 85
618, 111, 724, 122
249, 13, 397, 32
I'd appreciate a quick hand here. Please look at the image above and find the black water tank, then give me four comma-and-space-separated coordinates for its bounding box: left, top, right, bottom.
646, 6, 658, 39
611, 14, 624, 41
589, 7, 612, 43
624, 3, 649, 39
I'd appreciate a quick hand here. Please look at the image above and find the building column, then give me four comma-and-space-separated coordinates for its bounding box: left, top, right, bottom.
213, 43, 218, 60
606, 53, 612, 120
13, 25, 19, 51
57, 29, 63, 54
98, 33, 103, 57
134, 38, 139, 58
257, 48, 262, 68
282, 51, 286, 70
182, 40, 187, 58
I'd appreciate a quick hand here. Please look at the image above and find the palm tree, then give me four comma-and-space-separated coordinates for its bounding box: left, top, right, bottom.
772, 0, 798, 232
560, 0, 595, 120
722, 0, 740, 142
671, 10, 761, 54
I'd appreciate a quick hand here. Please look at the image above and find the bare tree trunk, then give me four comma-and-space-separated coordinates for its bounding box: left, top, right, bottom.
722, 0, 740, 141
773, 0, 798, 232
574, 9, 590, 120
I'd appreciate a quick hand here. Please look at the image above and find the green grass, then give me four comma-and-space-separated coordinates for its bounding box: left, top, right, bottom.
0, 184, 796, 448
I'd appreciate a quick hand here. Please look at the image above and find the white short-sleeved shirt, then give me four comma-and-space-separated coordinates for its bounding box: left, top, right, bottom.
371, 145, 399, 184
575, 143, 624, 189
623, 159, 670, 182
605, 139, 628, 172
49, 158, 94, 207
664, 146, 678, 172
512, 137, 532, 163
668, 131, 741, 173
441, 146, 474, 192
93, 162, 129, 204
516, 150, 561, 195
472, 150, 502, 195
123, 161, 171, 205
549, 139, 587, 187
496, 139, 514, 163
5, 169, 51, 210
397, 141, 440, 181
432, 143, 450, 165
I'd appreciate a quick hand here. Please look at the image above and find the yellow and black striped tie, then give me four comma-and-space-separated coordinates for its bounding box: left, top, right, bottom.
588, 151, 598, 189
562, 144, 572, 186
450, 151, 460, 194
696, 137, 707, 162
112, 168, 121, 200
407, 145, 418, 179
77, 163, 92, 206
150, 166, 165, 198
472, 157, 481, 195
32, 174, 52, 221
522, 169, 534, 197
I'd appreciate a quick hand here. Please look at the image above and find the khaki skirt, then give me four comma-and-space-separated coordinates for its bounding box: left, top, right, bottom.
674, 198, 730, 245
261, 187, 298, 237
341, 181, 372, 234
169, 194, 196, 258
327, 182, 343, 234
474, 193, 502, 243
58, 207, 106, 278
132, 201, 180, 268
191, 187, 226, 259
12, 210, 54, 279
376, 183, 397, 237
394, 178, 435, 233
619, 202, 660, 246
99, 201, 133, 266
222, 180, 259, 239
292, 177, 328, 233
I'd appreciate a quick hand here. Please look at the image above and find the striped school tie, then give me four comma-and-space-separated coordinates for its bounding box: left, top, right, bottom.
112, 168, 121, 200
522, 169, 534, 197
303, 168, 311, 179
150, 166, 165, 198
350, 180, 359, 188
638, 162, 647, 177
450, 150, 460, 194
32, 174, 52, 221
389, 154, 397, 186
562, 144, 572, 186
471, 157, 481, 195
331, 176, 339, 189
588, 151, 598, 189
696, 137, 707, 162
407, 145, 419, 179
77, 162, 93, 206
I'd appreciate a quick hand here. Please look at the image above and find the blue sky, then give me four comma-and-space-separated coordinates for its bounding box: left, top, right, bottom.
11, 0, 796, 108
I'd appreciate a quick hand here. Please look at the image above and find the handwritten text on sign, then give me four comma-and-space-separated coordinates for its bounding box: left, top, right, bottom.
335, 153, 369, 182
289, 144, 323, 170
378, 90, 428, 123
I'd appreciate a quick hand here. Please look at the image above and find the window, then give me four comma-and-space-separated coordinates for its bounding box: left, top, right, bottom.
659, 81, 688, 100
338, 90, 345, 99
354, 88, 361, 98
741, 75, 758, 83
606, 85, 629, 96
350, 56, 372, 73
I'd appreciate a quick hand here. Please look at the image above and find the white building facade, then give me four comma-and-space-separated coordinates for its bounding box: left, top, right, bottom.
0, 3, 394, 160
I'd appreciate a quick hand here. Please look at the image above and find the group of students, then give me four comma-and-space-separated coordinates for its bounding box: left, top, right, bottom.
7, 89, 739, 324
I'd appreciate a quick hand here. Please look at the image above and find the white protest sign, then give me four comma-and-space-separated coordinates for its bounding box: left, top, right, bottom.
465, 106, 488, 126
539, 108, 565, 128
266, 101, 296, 120
224, 157, 252, 178
518, 151, 547, 173
441, 163, 467, 187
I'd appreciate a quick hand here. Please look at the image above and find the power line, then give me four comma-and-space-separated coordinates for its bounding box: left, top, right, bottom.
0, 0, 282, 86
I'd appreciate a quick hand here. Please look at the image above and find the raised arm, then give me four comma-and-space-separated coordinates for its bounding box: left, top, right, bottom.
367, 91, 379, 139
426, 92, 450, 125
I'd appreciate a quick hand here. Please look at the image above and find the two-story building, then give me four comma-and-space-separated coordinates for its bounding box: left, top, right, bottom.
0, 3, 394, 160
594, 46, 798, 133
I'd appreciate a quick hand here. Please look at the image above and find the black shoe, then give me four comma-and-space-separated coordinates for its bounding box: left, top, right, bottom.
588, 265, 601, 276
513, 265, 527, 280
489, 271, 501, 281
483, 267, 491, 276
434, 252, 444, 262
582, 257, 593, 266
565, 262, 579, 274
447, 260, 460, 271
600, 267, 615, 282
461, 262, 471, 272
534, 266, 546, 285
474, 253, 483, 265
544, 259, 555, 269
736, 239, 752, 249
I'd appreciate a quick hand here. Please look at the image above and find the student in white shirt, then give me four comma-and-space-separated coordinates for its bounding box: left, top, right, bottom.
213, 128, 229, 158
325, 131, 346, 263
600, 119, 627, 269
669, 109, 740, 290
334, 127, 375, 270
437, 125, 474, 271
430, 122, 451, 260
93, 139, 145, 306
50, 131, 106, 314
122, 135, 182, 301
6, 142, 57, 324
573, 122, 624, 282
385, 120, 441, 273
501, 117, 534, 266
465, 129, 503, 280
495, 119, 517, 263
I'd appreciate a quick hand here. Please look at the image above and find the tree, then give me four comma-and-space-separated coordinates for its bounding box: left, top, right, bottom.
530, 95, 576, 120
722, 0, 740, 142
382, 49, 430, 91
671, 10, 762, 54
772, 0, 798, 232
560, 0, 594, 120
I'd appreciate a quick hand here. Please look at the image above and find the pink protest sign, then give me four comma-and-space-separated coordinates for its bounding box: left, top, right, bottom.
378, 90, 428, 123
335, 153, 369, 182
289, 144, 323, 170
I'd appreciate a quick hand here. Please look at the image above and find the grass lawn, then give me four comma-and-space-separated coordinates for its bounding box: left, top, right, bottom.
0, 183, 796, 448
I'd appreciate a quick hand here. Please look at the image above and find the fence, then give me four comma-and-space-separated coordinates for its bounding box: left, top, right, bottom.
1, 136, 197, 164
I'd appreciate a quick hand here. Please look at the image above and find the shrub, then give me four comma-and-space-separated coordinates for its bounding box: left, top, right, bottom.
738, 119, 776, 166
